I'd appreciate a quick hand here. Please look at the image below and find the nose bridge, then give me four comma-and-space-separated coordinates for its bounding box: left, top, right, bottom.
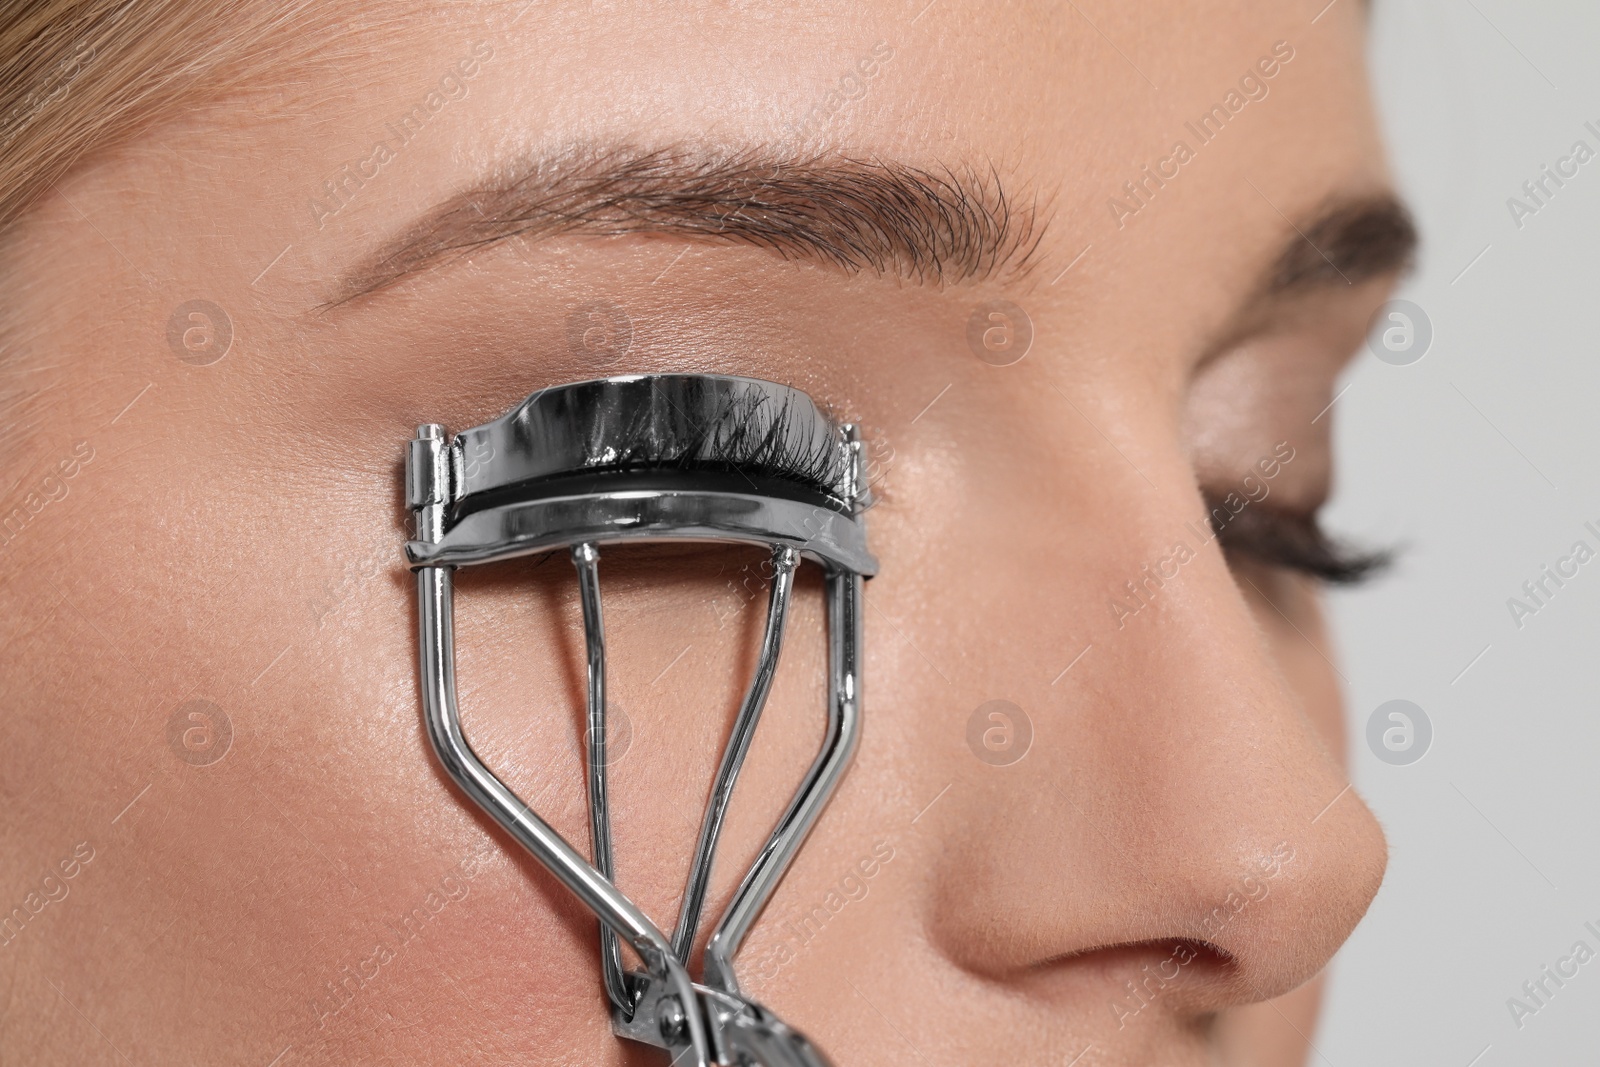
931, 470, 1386, 1003
1122, 528, 1383, 951
1103, 557, 1344, 846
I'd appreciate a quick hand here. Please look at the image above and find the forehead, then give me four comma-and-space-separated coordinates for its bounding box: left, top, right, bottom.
333, 2, 1375, 150
88, 0, 1385, 223
12, 0, 1390, 405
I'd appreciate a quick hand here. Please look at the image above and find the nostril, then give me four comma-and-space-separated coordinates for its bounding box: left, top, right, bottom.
997, 939, 1243, 1027
1042, 938, 1235, 975
1085, 940, 1238, 1026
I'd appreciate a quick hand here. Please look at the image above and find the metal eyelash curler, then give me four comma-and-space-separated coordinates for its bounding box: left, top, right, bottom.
404, 374, 877, 1067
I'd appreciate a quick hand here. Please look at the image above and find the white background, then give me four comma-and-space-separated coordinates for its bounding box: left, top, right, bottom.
1323, 1, 1600, 1063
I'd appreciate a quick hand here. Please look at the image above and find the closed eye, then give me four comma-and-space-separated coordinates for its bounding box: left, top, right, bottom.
1205, 494, 1391, 585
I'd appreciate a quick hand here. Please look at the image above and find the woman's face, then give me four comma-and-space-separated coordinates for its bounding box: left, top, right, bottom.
0, 2, 1407, 1064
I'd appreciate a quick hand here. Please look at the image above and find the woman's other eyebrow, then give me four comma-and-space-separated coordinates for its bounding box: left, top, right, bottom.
1199, 193, 1417, 348
1267, 194, 1417, 293
323, 142, 1048, 308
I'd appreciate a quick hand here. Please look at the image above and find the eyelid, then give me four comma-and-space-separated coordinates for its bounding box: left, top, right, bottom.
1204, 494, 1391, 584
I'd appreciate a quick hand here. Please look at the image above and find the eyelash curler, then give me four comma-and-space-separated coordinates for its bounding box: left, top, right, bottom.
404, 374, 877, 1067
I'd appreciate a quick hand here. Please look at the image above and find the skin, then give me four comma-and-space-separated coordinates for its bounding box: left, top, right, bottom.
0, 1, 1401, 1064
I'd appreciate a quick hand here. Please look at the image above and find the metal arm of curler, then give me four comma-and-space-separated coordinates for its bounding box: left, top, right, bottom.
416, 563, 711, 1066
412, 420, 710, 1065
571, 542, 630, 1014
700, 427, 868, 995
701, 568, 864, 995
672, 544, 801, 965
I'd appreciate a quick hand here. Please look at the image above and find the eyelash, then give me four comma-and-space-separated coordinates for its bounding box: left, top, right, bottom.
572, 387, 848, 496
694, 407, 1388, 585
1204, 494, 1390, 584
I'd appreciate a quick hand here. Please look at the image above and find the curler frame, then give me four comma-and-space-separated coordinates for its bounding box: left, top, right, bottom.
404, 375, 876, 1067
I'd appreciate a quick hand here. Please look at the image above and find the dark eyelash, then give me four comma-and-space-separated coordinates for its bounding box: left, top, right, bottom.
586, 385, 850, 508
449, 378, 858, 525
1204, 494, 1391, 584
667, 388, 849, 492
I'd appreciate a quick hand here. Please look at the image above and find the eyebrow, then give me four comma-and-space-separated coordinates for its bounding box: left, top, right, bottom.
324, 143, 1047, 308
1266, 194, 1417, 293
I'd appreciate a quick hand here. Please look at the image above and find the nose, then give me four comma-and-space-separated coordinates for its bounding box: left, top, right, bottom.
925, 477, 1388, 1016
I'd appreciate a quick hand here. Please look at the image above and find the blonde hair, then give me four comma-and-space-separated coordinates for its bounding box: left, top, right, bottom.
0, 0, 331, 234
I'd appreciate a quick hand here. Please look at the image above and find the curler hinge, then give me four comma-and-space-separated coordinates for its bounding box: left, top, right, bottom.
407, 424, 456, 510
